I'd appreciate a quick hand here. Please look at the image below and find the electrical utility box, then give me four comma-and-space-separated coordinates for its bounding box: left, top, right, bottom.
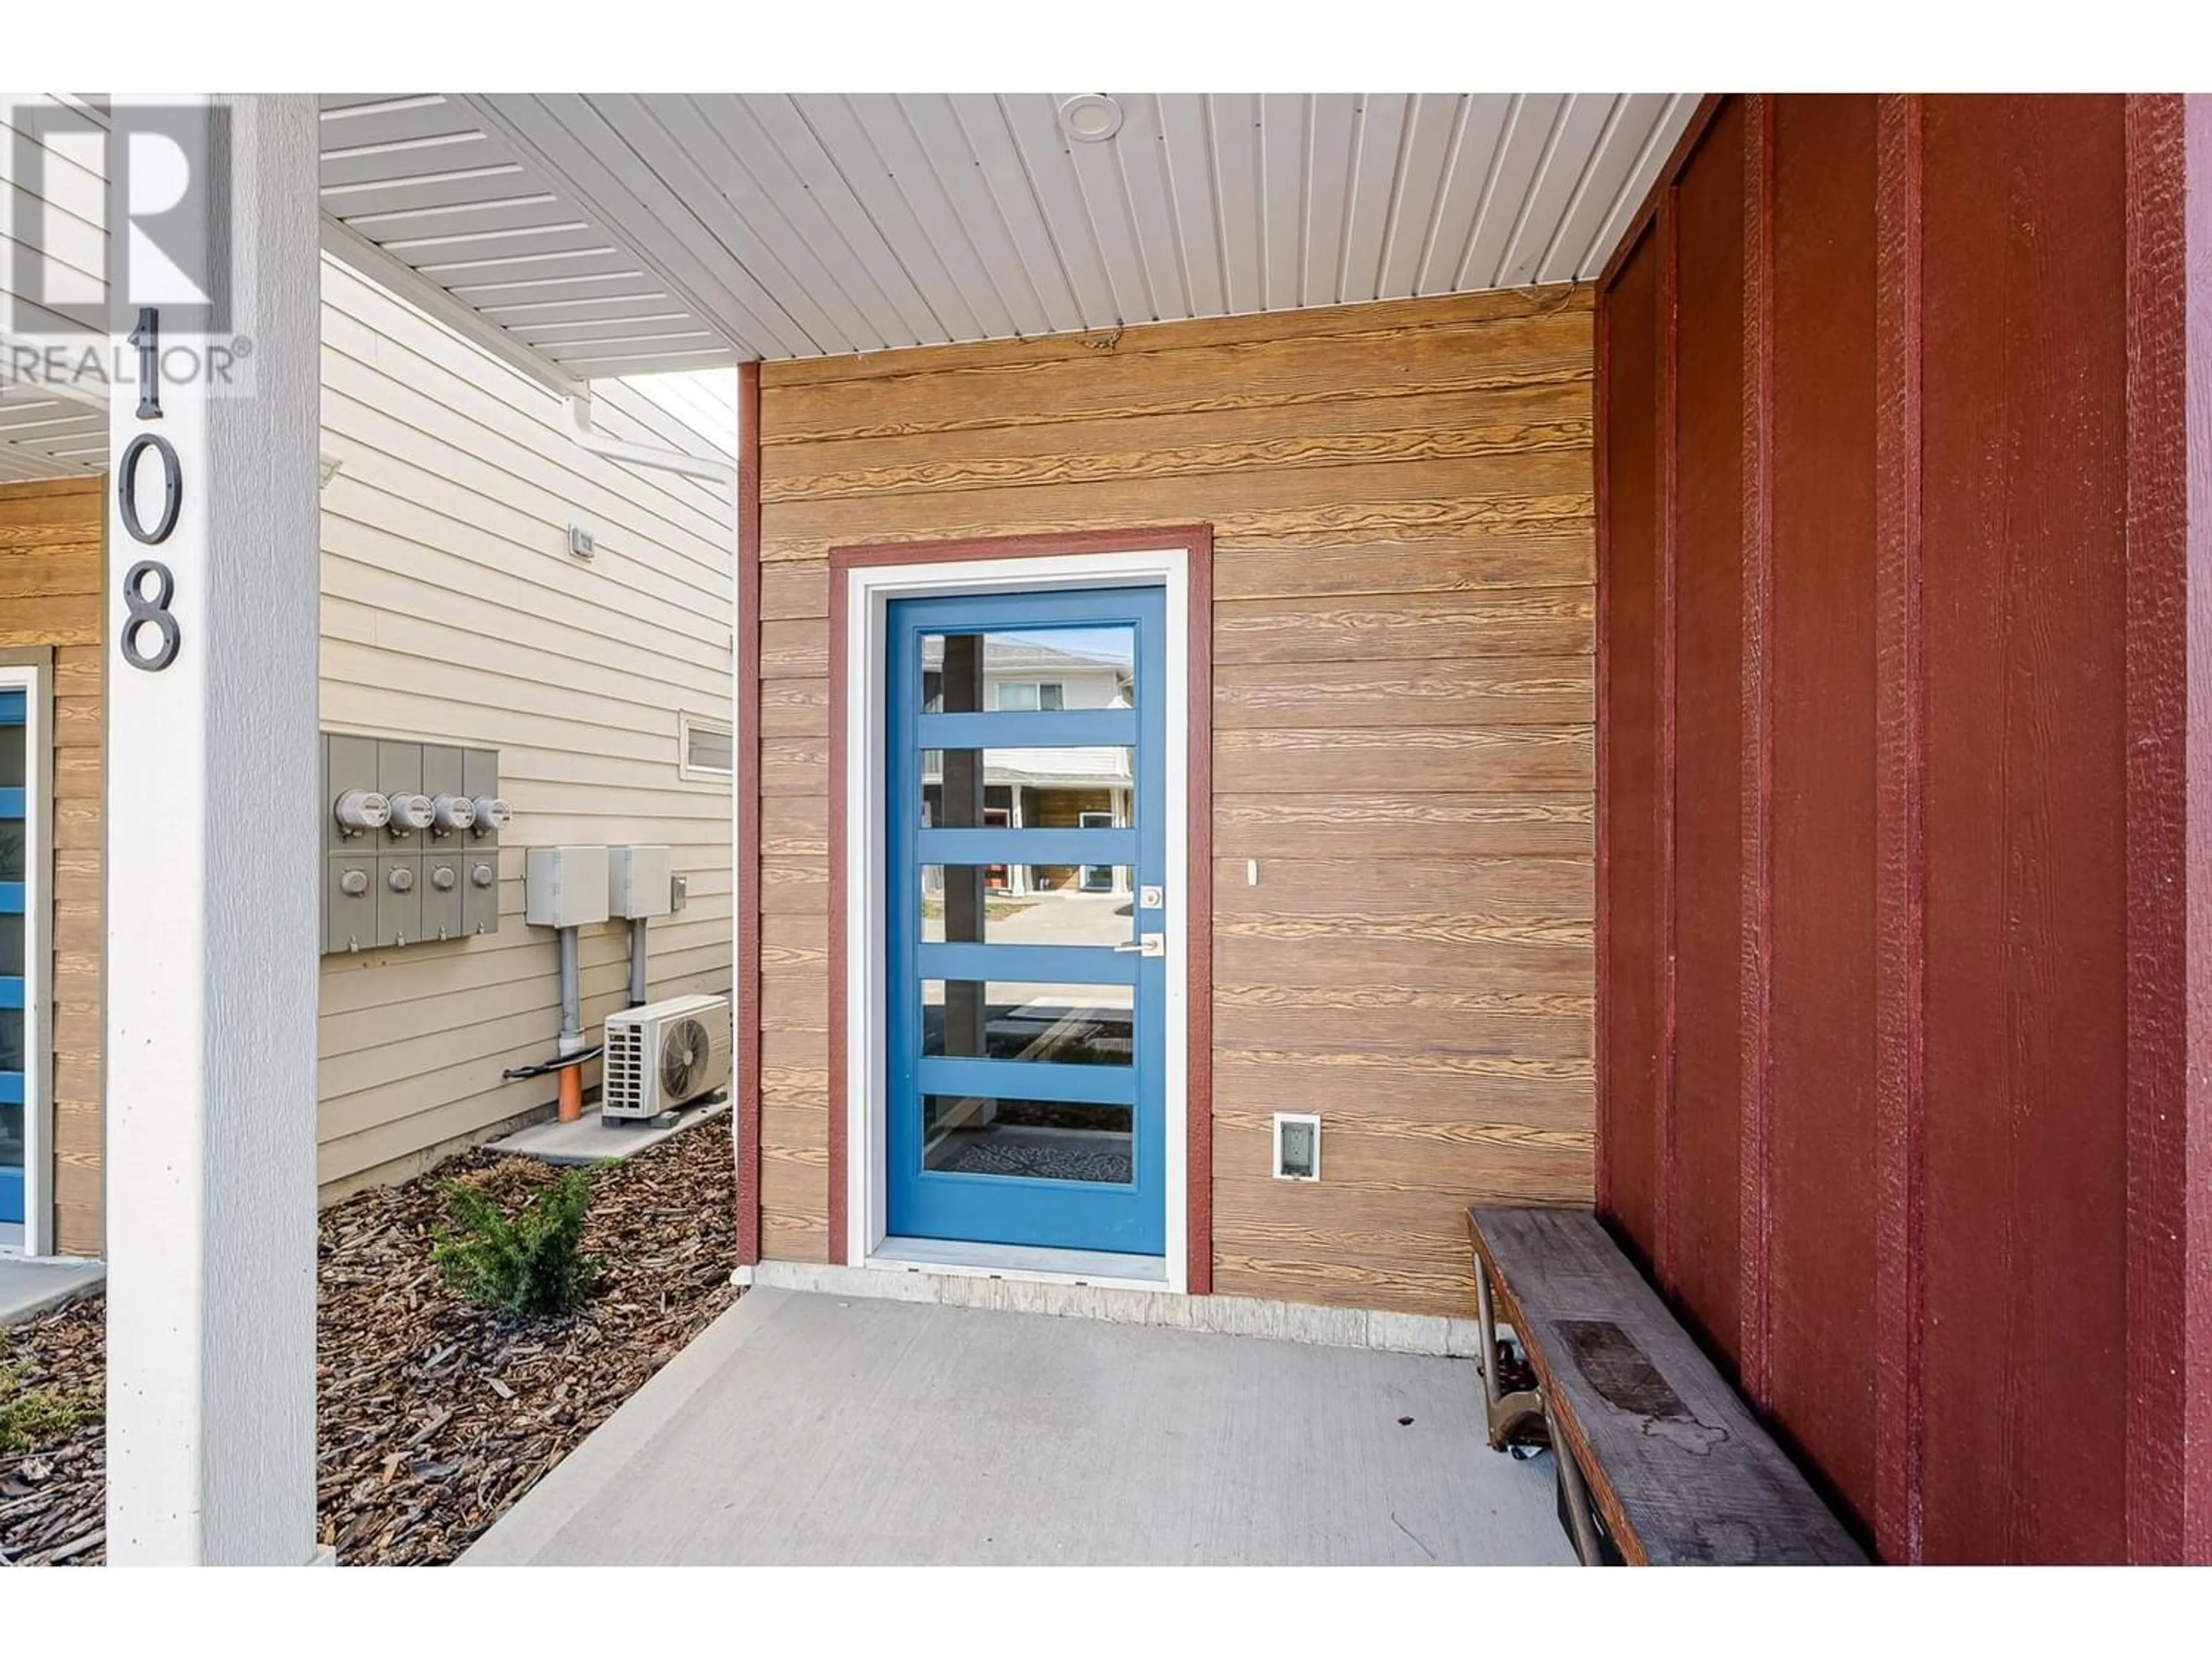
323, 733, 509, 953
526, 846, 611, 929
607, 845, 675, 920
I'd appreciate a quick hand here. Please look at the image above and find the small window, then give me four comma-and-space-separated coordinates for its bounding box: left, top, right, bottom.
995, 680, 1065, 712
679, 711, 734, 781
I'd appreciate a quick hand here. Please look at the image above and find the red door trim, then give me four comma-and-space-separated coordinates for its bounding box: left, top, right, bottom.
824, 525, 1214, 1290
734, 362, 764, 1266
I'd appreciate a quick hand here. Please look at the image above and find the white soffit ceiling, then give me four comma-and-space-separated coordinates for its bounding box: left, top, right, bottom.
0, 376, 105, 481
319, 93, 737, 384
1, 94, 109, 479
336, 94, 1696, 372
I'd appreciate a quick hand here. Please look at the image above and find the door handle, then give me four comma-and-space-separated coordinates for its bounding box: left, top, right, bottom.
1115, 932, 1165, 957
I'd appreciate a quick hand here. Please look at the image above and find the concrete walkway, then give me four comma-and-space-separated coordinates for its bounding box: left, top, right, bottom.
464, 1287, 1571, 1566
0, 1256, 103, 1327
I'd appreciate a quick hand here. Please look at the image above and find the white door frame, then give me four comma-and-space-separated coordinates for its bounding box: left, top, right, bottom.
1, 654, 52, 1257
840, 547, 1192, 1293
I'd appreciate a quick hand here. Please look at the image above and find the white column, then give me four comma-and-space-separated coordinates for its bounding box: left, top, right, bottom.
103, 95, 321, 1566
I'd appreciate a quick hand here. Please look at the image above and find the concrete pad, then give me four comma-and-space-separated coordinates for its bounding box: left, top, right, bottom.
0, 1257, 104, 1327
463, 1287, 1573, 1567
487, 1096, 728, 1166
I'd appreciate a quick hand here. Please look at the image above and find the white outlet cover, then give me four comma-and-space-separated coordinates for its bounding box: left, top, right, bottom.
1273, 1112, 1321, 1181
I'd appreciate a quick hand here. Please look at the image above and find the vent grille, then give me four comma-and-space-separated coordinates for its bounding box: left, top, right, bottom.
604, 1017, 647, 1116
681, 713, 733, 778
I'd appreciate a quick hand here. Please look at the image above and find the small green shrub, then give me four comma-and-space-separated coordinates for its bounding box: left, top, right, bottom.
0, 1358, 99, 1453
432, 1166, 602, 1320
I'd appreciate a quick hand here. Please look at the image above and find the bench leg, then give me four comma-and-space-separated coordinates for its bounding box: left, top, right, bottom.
1473, 1254, 1547, 1451
1549, 1412, 1605, 1566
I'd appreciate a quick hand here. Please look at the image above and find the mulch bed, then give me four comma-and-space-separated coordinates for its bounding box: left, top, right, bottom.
0, 1110, 740, 1567
0, 1300, 104, 1565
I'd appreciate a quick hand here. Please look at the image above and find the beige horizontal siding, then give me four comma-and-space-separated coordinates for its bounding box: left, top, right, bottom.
316, 257, 734, 1197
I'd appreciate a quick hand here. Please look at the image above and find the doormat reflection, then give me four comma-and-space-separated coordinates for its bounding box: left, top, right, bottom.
934, 1140, 1132, 1186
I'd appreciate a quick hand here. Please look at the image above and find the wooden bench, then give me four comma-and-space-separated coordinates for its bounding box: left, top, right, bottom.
1467, 1206, 1868, 1566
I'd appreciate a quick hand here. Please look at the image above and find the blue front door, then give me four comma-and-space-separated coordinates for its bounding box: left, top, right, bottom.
2, 687, 28, 1226
887, 586, 1166, 1256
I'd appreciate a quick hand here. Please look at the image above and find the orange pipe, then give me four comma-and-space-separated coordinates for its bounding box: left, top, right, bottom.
557, 1062, 584, 1123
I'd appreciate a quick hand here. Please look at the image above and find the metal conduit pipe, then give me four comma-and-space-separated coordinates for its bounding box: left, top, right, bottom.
628, 915, 650, 1009
556, 925, 584, 1054
556, 924, 585, 1122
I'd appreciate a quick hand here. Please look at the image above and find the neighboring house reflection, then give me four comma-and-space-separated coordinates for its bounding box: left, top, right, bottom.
919, 631, 1136, 896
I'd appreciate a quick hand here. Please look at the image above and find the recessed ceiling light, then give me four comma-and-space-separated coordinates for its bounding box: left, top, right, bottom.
1058, 94, 1123, 143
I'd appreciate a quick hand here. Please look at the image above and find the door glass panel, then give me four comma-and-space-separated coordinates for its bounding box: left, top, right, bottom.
922, 980, 1134, 1066
0, 1006, 21, 1073
921, 1095, 1133, 1184
922, 752, 1132, 829
891, 587, 1164, 1253
0, 720, 23, 787
922, 627, 1136, 713
0, 912, 22, 977
921, 868, 1133, 946
0, 819, 23, 880
0, 1102, 22, 1173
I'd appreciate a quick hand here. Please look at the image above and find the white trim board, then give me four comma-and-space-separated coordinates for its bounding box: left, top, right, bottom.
839, 547, 1193, 1292
872, 1235, 1169, 1291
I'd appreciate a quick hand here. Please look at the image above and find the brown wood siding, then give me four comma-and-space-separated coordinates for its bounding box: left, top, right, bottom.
755, 289, 1597, 1312
0, 476, 103, 1257
1596, 93, 2212, 1564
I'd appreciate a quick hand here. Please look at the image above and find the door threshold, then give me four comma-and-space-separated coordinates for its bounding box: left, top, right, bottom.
737, 1260, 1490, 1358
869, 1236, 1170, 1290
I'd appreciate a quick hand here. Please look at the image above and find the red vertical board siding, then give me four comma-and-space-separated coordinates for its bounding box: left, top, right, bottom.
1598, 93, 2209, 1562
1666, 98, 1748, 1363
2182, 90, 2212, 1571
2185, 93, 2212, 1567
1766, 93, 1882, 1536
1598, 229, 1664, 1268
2121, 92, 2188, 1567
2120, 93, 2187, 1568
1919, 95, 2132, 1563
2122, 93, 2212, 1566
1736, 95, 1777, 1411
1870, 92, 1929, 1565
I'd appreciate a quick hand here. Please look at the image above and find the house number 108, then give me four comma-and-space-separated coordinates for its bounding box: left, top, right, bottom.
116, 308, 181, 672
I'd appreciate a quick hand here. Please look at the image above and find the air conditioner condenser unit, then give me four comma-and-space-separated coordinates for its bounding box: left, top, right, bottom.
603, 994, 732, 1120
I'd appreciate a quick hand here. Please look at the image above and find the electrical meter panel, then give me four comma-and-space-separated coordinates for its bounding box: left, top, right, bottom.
323, 733, 507, 953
